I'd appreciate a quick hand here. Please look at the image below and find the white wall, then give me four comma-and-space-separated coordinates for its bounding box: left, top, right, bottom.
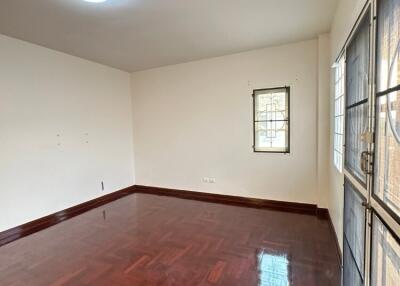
328, 0, 368, 252
0, 0, 368, 240
0, 34, 135, 232
317, 34, 331, 209
131, 39, 326, 205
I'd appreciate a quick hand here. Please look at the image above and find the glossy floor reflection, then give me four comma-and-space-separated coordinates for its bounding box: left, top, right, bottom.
0, 193, 341, 285
258, 250, 289, 286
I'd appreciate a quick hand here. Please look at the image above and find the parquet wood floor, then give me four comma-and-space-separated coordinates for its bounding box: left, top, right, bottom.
0, 193, 341, 285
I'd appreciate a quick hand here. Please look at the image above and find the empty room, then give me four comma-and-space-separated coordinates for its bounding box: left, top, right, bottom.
1, 0, 400, 285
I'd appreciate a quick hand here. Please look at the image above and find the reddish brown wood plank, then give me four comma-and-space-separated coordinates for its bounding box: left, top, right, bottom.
208, 261, 226, 283
0, 193, 341, 285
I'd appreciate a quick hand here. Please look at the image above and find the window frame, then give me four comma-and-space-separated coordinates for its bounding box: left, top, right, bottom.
252, 86, 290, 154
334, 56, 345, 173
372, 0, 400, 227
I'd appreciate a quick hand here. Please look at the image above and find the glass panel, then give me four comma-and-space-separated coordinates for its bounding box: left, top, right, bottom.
334, 57, 345, 173
255, 121, 288, 152
346, 12, 370, 107
345, 103, 369, 183
344, 179, 366, 279
377, 0, 400, 92
343, 239, 364, 286
374, 91, 400, 220
335, 57, 346, 100
254, 88, 289, 152
371, 214, 400, 286
254, 89, 288, 122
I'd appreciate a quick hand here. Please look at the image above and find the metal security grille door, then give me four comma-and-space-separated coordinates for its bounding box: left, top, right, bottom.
342, 1, 400, 286
343, 8, 372, 286
343, 179, 367, 286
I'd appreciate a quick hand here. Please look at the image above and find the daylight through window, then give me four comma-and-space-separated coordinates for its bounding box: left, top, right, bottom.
253, 87, 290, 153
334, 57, 345, 172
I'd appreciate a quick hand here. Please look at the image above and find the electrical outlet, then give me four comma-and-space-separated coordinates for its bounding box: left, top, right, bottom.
202, 177, 216, 183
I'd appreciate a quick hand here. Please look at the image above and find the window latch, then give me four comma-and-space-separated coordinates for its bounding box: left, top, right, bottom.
361, 201, 372, 211
360, 150, 372, 175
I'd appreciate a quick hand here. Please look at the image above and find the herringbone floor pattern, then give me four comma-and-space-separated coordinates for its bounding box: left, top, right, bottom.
0, 194, 340, 285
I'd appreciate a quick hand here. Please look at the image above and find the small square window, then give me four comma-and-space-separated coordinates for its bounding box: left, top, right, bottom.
253, 87, 290, 153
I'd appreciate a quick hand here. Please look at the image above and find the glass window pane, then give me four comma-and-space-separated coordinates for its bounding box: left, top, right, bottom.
374, 91, 400, 220
345, 103, 369, 183
255, 121, 288, 152
346, 13, 370, 107
334, 57, 345, 172
377, 0, 400, 92
371, 214, 400, 286
254, 89, 288, 122
338, 134, 343, 154
343, 238, 364, 286
344, 179, 366, 279
254, 88, 289, 152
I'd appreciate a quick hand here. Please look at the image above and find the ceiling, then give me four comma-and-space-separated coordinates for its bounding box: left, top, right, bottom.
0, 0, 338, 72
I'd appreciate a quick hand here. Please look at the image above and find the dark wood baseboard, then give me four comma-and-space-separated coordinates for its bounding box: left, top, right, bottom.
1, 183, 342, 263
0, 186, 135, 247
316, 207, 330, 219
135, 185, 343, 266
327, 211, 343, 267
133, 185, 319, 215
316, 207, 342, 266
